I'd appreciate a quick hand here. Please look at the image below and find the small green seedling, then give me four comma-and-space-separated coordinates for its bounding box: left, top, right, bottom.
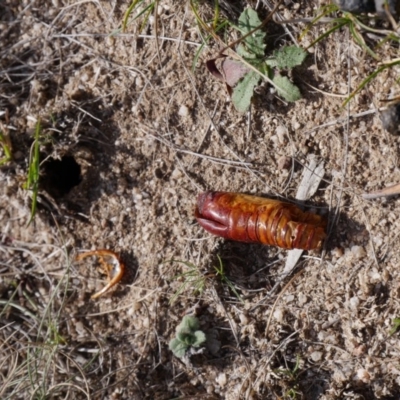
23, 119, 41, 226
0, 129, 12, 166
389, 318, 400, 335
121, 0, 157, 33
214, 255, 244, 303
167, 260, 207, 305
235, 8, 306, 110
207, 8, 307, 112
169, 315, 206, 358
273, 354, 302, 399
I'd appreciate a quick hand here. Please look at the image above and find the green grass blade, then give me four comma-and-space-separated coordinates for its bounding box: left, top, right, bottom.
342, 64, 390, 107
139, 3, 155, 33
122, 0, 143, 32
348, 20, 378, 60
299, 4, 340, 42
305, 20, 348, 50
214, 255, 244, 303
0, 130, 12, 165
213, 0, 219, 31
25, 119, 41, 226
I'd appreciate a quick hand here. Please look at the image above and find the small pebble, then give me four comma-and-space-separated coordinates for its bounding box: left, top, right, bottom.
380, 103, 400, 135
178, 105, 189, 117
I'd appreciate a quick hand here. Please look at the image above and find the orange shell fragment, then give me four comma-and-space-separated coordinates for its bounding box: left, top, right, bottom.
76, 249, 125, 299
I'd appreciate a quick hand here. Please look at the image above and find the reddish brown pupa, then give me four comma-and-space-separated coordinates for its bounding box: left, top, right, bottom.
195, 192, 326, 250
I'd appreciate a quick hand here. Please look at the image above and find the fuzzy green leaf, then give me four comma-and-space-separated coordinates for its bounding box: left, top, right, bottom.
192, 331, 206, 347
272, 75, 301, 102
237, 8, 266, 59
266, 46, 307, 69
177, 329, 198, 346
169, 338, 188, 358
177, 315, 200, 333
232, 71, 260, 113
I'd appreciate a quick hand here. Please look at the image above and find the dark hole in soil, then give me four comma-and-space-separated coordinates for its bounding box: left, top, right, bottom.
42, 155, 82, 197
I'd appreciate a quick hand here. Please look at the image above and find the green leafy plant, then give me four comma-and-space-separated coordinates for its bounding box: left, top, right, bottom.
236, 8, 306, 109
207, 8, 307, 112
169, 315, 206, 358
389, 317, 400, 335
0, 129, 12, 165
23, 119, 41, 226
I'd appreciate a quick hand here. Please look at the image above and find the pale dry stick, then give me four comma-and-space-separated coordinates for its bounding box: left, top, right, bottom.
384, 6, 399, 31
362, 182, 400, 199
330, 33, 352, 235
272, 14, 399, 39
245, 105, 252, 144
48, 351, 92, 397
210, 286, 240, 347
164, 87, 179, 141
0, 245, 53, 285
152, 327, 164, 370
44, 0, 107, 40
248, 259, 282, 277
302, 108, 377, 136
153, 0, 162, 66
143, 21, 166, 69
304, 340, 353, 358
176, 157, 203, 191
70, 328, 106, 374
0, 345, 20, 397
137, 302, 154, 367
1, 324, 35, 356
49, 33, 159, 100
33, 382, 90, 400
279, 124, 297, 195
382, 57, 400, 65
0, 37, 34, 58
91, 365, 142, 398
187, 100, 220, 171
52, 33, 202, 47
303, 81, 348, 98
144, 132, 253, 168
85, 287, 160, 317
70, 101, 103, 123
0, 357, 20, 398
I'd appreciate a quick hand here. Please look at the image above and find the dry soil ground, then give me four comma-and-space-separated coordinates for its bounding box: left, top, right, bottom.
1, 0, 400, 399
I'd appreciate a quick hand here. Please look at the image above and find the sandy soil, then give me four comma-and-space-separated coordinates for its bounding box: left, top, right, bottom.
1, 0, 400, 399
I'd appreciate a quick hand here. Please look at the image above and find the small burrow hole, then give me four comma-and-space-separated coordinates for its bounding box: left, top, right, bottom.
42, 155, 82, 197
